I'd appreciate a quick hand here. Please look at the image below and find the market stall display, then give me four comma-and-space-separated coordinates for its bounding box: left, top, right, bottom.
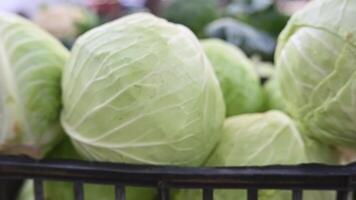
0, 0, 355, 200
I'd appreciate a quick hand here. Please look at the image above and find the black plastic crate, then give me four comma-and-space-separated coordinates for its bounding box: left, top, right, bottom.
0, 155, 355, 200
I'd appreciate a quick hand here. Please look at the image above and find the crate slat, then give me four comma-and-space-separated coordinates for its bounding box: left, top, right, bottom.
158, 184, 169, 200
336, 190, 349, 200
247, 189, 258, 200
292, 189, 302, 200
203, 188, 213, 200
74, 181, 84, 200
115, 184, 126, 200
34, 179, 44, 200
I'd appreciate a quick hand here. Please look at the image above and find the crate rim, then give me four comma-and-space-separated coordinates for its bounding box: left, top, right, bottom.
1, 155, 356, 190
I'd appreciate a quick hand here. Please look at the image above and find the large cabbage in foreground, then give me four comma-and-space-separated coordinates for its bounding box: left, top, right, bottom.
201, 39, 264, 116
275, 0, 356, 148
61, 13, 225, 166
0, 12, 69, 158
175, 111, 337, 200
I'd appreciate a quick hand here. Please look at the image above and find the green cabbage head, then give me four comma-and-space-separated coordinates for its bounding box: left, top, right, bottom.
201, 39, 263, 116
275, 0, 356, 148
0, 12, 69, 158
175, 111, 337, 200
61, 13, 225, 166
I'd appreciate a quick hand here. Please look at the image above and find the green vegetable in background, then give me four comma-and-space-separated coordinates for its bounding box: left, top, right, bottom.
255, 62, 286, 111
162, 0, 220, 38
175, 111, 337, 200
275, 0, 356, 148
17, 139, 156, 200
201, 39, 263, 116
61, 13, 225, 166
0, 12, 69, 159
238, 7, 289, 38
226, 0, 289, 38
75, 8, 100, 36
205, 18, 276, 61
263, 75, 286, 112
250, 61, 285, 111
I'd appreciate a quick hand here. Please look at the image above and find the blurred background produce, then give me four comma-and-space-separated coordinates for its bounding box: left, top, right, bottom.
0, 0, 309, 56
0, 0, 344, 199
32, 4, 99, 48
162, 0, 220, 38
201, 39, 265, 116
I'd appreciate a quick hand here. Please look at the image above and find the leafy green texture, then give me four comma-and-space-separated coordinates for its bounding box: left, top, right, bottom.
163, 0, 220, 37
201, 39, 263, 116
205, 18, 276, 61
263, 77, 286, 111
17, 139, 156, 200
226, 2, 289, 38
61, 13, 225, 166
0, 12, 69, 158
275, 0, 356, 148
239, 7, 289, 38
175, 111, 337, 200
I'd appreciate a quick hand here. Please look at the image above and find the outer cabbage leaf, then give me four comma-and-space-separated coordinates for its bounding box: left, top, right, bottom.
201, 39, 264, 116
61, 13, 225, 166
0, 12, 69, 158
17, 139, 156, 200
175, 111, 337, 200
275, 0, 356, 147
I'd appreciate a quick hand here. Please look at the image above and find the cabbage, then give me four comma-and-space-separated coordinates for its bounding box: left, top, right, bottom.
61, 13, 225, 166
17, 139, 156, 200
201, 39, 263, 116
263, 77, 286, 111
207, 111, 338, 166
275, 0, 356, 148
251, 62, 285, 111
0, 12, 69, 158
175, 111, 337, 200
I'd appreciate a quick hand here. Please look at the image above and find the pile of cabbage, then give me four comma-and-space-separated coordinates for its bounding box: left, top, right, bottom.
0, 12, 69, 158
0, 0, 355, 199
